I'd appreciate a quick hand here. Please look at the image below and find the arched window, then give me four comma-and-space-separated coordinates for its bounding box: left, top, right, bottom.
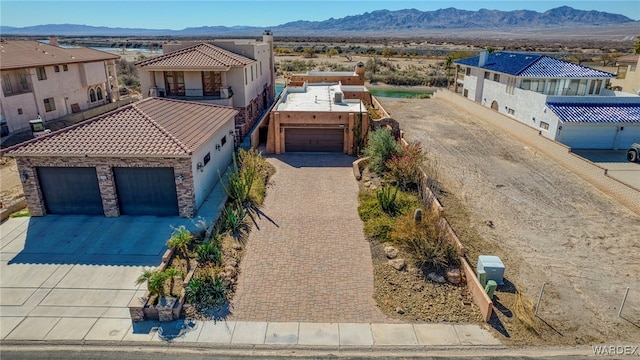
89, 89, 96, 102
96, 87, 103, 100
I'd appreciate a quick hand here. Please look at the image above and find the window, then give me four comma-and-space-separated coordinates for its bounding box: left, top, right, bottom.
539, 121, 549, 130
484, 71, 490, 79
164, 71, 185, 96
2, 74, 12, 94
260, 61, 263, 76
18, 108, 23, 115
589, 79, 603, 95
19, 73, 29, 91
44, 97, 56, 112
463, 89, 469, 97
96, 87, 103, 100
54, 65, 60, 73
465, 67, 471, 75
202, 71, 222, 96
63, 64, 68, 71
251, 65, 254, 82
520, 79, 531, 90
89, 89, 96, 102
493, 73, 500, 82
244, 68, 248, 85
203, 152, 211, 166
508, 108, 515, 115
221, 135, 227, 147
36, 66, 47, 80
577, 79, 588, 96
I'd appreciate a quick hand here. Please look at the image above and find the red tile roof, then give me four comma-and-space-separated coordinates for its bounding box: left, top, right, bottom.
4, 98, 237, 158
136, 43, 254, 69
0, 40, 119, 70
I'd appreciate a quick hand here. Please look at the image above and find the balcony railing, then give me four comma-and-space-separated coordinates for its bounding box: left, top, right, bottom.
149, 86, 233, 100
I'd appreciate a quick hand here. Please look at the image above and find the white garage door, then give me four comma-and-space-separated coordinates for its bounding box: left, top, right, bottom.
557, 125, 618, 149
616, 125, 640, 149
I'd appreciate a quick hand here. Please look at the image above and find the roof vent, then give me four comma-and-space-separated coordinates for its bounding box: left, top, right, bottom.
334, 91, 343, 103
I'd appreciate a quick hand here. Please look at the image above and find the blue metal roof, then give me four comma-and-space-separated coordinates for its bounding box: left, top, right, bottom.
547, 102, 640, 124
455, 52, 615, 78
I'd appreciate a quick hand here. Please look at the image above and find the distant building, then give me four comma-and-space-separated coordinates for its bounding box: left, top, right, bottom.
261, 62, 375, 154
136, 31, 275, 139
0, 39, 119, 135
455, 51, 640, 149
611, 54, 640, 96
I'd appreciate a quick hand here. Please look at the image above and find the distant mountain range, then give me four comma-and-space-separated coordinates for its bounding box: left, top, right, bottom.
1, 6, 637, 37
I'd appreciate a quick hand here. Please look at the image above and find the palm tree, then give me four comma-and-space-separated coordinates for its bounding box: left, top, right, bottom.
135, 268, 157, 292
163, 267, 184, 297
135, 268, 168, 298
167, 225, 193, 271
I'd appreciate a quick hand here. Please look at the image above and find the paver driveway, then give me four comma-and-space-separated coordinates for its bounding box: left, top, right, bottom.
231, 153, 388, 323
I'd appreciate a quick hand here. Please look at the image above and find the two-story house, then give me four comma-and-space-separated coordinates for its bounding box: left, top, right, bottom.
0, 39, 119, 136
136, 31, 275, 140
455, 51, 640, 149
611, 54, 640, 96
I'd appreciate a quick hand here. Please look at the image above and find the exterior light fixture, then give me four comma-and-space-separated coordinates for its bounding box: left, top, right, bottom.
216, 144, 221, 151
20, 172, 28, 181
176, 174, 184, 183
99, 174, 108, 180
197, 162, 204, 172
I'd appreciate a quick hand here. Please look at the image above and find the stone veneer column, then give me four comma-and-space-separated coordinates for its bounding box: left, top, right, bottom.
174, 159, 195, 218
95, 164, 119, 217
15, 158, 45, 216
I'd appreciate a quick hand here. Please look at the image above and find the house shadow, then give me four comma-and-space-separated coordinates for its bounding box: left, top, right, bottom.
5, 214, 191, 266
269, 152, 356, 169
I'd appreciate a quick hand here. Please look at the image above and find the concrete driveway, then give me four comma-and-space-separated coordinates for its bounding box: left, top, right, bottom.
0, 214, 192, 340
572, 149, 640, 189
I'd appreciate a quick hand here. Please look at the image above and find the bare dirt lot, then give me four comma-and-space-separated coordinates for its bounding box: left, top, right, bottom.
378, 96, 640, 345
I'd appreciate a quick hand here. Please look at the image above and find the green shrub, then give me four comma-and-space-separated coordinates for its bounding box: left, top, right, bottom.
376, 185, 399, 215
358, 191, 384, 221
220, 202, 247, 235
196, 242, 222, 265
185, 274, 226, 308
385, 141, 427, 191
135, 269, 168, 298
221, 152, 255, 205
364, 128, 401, 175
167, 225, 193, 266
363, 215, 395, 242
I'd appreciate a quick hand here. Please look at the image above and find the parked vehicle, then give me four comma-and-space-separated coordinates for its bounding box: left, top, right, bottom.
628, 143, 640, 163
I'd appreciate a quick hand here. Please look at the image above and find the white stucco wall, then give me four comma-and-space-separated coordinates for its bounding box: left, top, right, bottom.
1, 61, 109, 132
191, 117, 235, 209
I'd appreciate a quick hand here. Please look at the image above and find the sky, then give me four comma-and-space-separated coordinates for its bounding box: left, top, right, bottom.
1, 0, 639, 29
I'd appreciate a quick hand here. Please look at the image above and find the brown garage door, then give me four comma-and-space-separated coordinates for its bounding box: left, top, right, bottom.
285, 128, 344, 152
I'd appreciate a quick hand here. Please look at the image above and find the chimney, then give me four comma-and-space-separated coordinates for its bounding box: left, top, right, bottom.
478, 50, 488, 67
355, 61, 365, 84
49, 36, 59, 47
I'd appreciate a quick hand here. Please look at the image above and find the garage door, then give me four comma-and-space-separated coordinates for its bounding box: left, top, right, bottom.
285, 128, 344, 152
557, 125, 617, 149
113, 167, 178, 216
37, 167, 104, 215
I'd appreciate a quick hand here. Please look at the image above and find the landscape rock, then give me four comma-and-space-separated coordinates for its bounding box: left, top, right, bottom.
427, 272, 446, 284
226, 258, 239, 268
388, 258, 406, 271
364, 181, 371, 187
446, 268, 462, 285
396, 307, 405, 314
384, 246, 399, 259
232, 243, 243, 251
414, 208, 423, 223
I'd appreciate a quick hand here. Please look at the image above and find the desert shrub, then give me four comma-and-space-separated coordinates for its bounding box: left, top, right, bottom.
363, 214, 395, 242
401, 235, 456, 273
221, 152, 255, 205
220, 202, 247, 235
385, 141, 427, 191
358, 190, 384, 221
167, 225, 193, 261
364, 128, 401, 175
238, 148, 271, 206
196, 242, 222, 265
376, 185, 399, 215
185, 274, 226, 308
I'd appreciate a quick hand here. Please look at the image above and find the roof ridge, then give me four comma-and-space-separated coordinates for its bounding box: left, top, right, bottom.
514, 54, 543, 76
135, 43, 204, 66
132, 99, 193, 155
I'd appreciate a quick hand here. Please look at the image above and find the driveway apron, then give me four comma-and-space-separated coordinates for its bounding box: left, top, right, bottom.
231, 153, 388, 323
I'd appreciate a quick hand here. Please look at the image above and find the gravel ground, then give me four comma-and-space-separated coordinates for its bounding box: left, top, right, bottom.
377, 96, 640, 345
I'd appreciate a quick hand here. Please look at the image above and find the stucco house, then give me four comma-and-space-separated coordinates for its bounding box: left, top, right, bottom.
136, 31, 275, 140
455, 51, 640, 149
262, 62, 373, 153
3, 97, 237, 218
0, 39, 120, 136
611, 54, 640, 96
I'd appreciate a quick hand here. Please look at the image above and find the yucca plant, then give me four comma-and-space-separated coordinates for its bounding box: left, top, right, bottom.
220, 152, 256, 205
221, 202, 246, 235
196, 242, 222, 265
376, 185, 399, 215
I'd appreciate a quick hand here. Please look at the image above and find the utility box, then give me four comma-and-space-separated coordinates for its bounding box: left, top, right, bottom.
477, 255, 505, 286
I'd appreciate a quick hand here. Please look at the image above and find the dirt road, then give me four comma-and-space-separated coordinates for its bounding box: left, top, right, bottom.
379, 97, 640, 345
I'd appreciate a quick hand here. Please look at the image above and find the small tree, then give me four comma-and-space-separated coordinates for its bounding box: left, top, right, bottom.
163, 267, 184, 297
167, 225, 193, 271
327, 48, 338, 58
444, 55, 453, 88
135, 269, 168, 299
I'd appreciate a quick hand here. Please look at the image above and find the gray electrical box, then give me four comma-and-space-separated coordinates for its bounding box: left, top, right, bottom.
477, 255, 505, 285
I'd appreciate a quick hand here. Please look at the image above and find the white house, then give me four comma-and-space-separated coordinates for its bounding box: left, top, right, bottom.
0, 39, 119, 135
455, 51, 640, 149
